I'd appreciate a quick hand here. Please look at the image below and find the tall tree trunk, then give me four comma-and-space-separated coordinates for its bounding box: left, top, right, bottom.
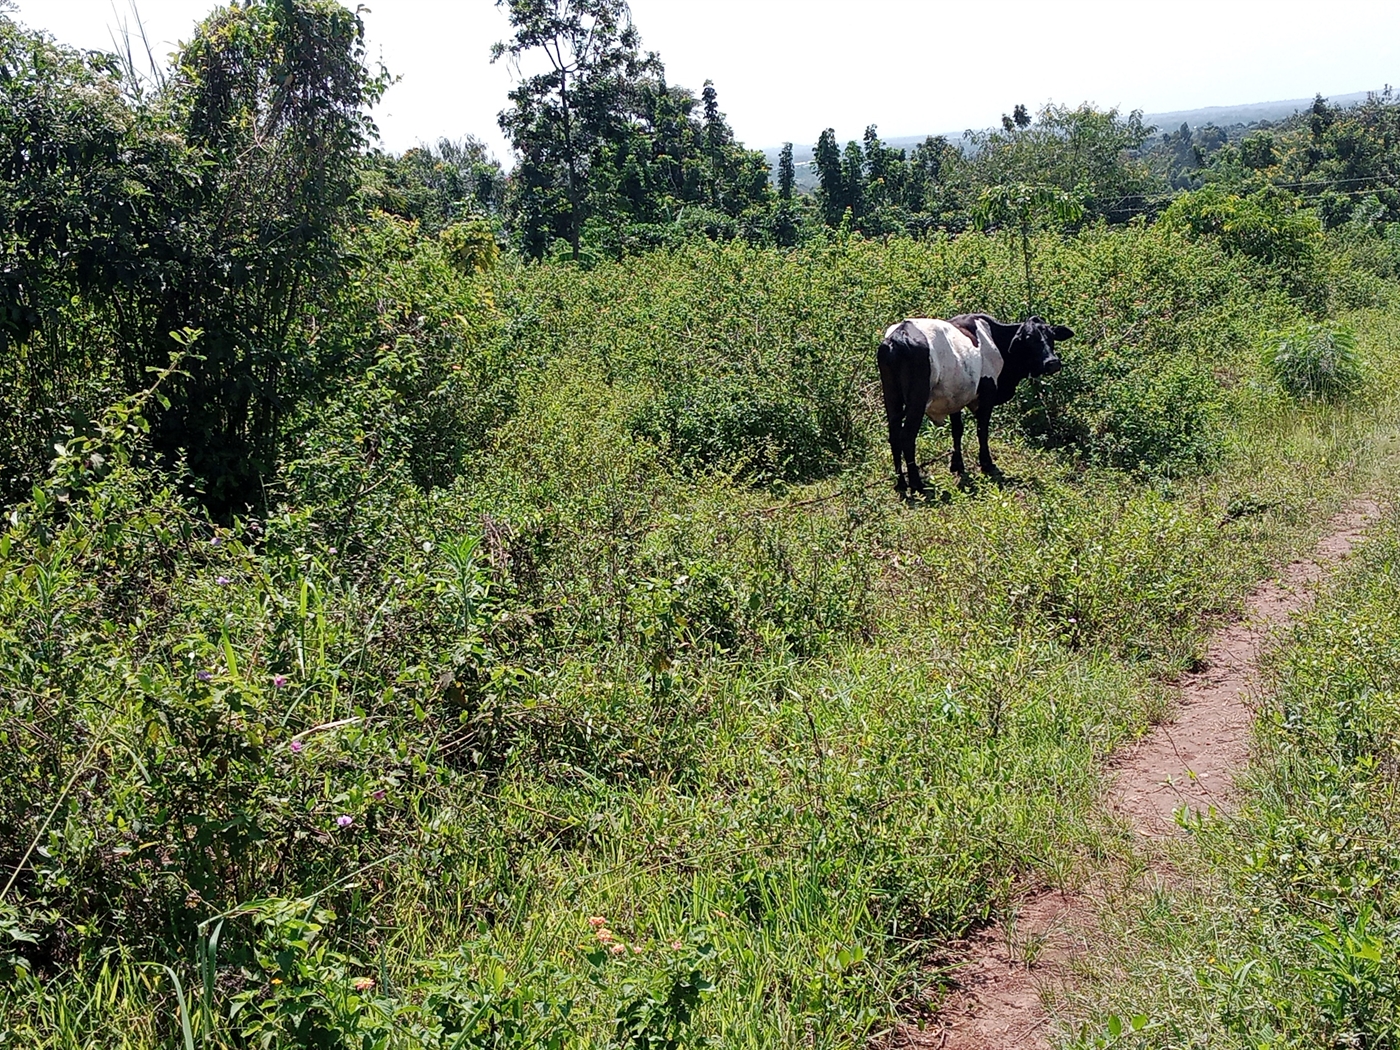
559, 75, 580, 260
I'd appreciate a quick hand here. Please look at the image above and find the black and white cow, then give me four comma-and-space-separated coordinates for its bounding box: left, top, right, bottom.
876, 313, 1072, 491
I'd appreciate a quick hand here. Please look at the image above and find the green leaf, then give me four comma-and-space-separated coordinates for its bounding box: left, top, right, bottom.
222, 632, 239, 682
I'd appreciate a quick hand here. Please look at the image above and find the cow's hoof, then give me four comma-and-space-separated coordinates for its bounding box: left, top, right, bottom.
949, 457, 965, 475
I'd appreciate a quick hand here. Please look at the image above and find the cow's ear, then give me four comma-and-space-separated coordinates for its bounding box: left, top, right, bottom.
1050, 325, 1074, 341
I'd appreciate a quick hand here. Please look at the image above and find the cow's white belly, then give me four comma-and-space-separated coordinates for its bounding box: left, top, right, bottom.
895, 318, 988, 423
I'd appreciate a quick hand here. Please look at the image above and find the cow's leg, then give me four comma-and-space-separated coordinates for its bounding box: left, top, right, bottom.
901, 359, 931, 492
949, 410, 966, 474
876, 345, 906, 490
975, 404, 998, 475
974, 378, 1000, 475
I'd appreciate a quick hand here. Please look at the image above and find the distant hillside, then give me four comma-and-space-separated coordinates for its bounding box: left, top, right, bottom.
1147, 91, 1373, 132
765, 90, 1383, 192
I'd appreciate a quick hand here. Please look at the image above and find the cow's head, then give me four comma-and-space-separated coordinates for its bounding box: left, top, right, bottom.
1010, 316, 1073, 377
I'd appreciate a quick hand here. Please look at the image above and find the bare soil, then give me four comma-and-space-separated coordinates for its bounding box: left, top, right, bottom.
892, 499, 1384, 1050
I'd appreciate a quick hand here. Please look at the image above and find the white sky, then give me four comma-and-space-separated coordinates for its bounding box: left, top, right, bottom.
15, 0, 1400, 163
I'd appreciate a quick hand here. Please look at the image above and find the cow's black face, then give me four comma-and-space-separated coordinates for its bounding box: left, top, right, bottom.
1013, 316, 1073, 377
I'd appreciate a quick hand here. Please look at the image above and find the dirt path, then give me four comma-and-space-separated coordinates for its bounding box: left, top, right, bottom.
894, 498, 1384, 1050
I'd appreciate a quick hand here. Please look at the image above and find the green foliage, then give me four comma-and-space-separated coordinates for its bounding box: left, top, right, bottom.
135, 0, 384, 508
972, 181, 1084, 315
1, 254, 1379, 1046
1160, 185, 1322, 265
8, 12, 1400, 1045
492, 0, 769, 261
0, 14, 134, 499
0, 1, 385, 511
363, 136, 506, 234
491, 225, 1284, 483
441, 218, 503, 275
1265, 322, 1363, 401
963, 103, 1159, 223
293, 213, 510, 495
810, 125, 965, 239
1148, 89, 1400, 229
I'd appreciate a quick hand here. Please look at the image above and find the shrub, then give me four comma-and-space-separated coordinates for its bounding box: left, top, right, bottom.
636, 377, 842, 482
1159, 186, 1323, 266
1265, 322, 1363, 401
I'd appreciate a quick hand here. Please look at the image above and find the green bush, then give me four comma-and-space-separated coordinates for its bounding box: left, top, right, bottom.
1265, 322, 1363, 401
490, 226, 1287, 485
635, 376, 842, 481
1159, 186, 1323, 266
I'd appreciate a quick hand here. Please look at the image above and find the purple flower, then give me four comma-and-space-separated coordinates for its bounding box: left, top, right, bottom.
336, 815, 353, 828
196, 670, 213, 682
215, 576, 231, 586
289, 739, 303, 753
272, 674, 288, 688
328, 547, 338, 555
210, 536, 222, 546
372, 789, 386, 802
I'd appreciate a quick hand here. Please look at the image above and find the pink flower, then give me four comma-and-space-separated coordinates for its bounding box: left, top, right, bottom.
587, 916, 607, 928
352, 976, 374, 992
215, 576, 231, 586
337, 815, 353, 828
272, 674, 288, 688
609, 943, 627, 955
289, 739, 303, 753
372, 789, 386, 801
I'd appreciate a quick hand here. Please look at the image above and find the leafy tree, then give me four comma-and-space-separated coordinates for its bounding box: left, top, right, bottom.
777, 142, 795, 201
365, 136, 505, 233
966, 104, 1159, 222
1173, 88, 1400, 226
841, 139, 867, 222
132, 0, 382, 508
1310, 93, 1335, 146
0, 0, 383, 510
1001, 104, 1031, 132
812, 128, 846, 226
1239, 131, 1277, 171
1160, 185, 1321, 265
973, 182, 1083, 316
0, 13, 133, 497
494, 1, 768, 258
493, 0, 657, 259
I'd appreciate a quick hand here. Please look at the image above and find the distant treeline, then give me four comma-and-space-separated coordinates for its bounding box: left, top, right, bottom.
364, 2, 1400, 257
